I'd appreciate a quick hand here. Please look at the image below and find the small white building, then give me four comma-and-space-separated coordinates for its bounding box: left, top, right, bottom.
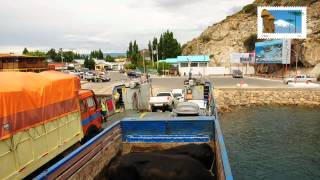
158, 55, 210, 75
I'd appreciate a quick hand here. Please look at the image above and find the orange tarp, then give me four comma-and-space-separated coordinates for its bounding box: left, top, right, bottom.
0, 71, 81, 140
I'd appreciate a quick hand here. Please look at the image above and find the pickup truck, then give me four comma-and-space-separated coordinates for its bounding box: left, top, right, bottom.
283, 75, 317, 84
149, 92, 175, 112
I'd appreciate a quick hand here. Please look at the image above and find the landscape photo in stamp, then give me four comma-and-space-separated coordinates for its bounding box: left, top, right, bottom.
269, 9, 302, 33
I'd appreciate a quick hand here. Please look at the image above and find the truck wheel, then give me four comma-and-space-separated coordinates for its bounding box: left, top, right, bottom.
162, 107, 166, 112
82, 126, 100, 144
151, 106, 157, 112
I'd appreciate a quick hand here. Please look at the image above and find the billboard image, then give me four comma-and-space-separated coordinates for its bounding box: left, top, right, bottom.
230, 53, 255, 64
255, 40, 291, 64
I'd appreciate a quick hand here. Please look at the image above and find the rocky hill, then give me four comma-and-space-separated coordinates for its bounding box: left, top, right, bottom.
182, 0, 320, 67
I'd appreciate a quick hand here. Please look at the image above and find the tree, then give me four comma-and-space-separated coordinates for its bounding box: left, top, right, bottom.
148, 41, 152, 61
126, 40, 141, 65
105, 55, 115, 62
22, 48, 29, 55
46, 48, 58, 61
26, 50, 47, 57
158, 30, 181, 59
148, 31, 181, 60
84, 57, 95, 70
90, 49, 104, 59
62, 51, 74, 62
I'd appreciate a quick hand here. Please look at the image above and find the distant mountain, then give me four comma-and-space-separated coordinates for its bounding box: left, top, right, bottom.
104, 53, 126, 57
274, 19, 294, 28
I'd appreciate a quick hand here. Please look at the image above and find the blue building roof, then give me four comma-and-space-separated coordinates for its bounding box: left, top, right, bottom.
157, 55, 210, 64
177, 55, 209, 62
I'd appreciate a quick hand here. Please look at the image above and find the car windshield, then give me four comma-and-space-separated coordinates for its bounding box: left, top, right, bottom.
173, 93, 182, 98
157, 93, 171, 97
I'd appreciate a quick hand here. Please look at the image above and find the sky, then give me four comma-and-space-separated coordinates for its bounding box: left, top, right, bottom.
0, 0, 253, 54
270, 10, 302, 33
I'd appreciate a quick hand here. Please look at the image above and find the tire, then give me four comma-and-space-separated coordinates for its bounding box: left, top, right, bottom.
82, 125, 100, 144
151, 106, 157, 112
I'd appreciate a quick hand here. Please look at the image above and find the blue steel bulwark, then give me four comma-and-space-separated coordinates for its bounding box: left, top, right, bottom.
35, 117, 233, 180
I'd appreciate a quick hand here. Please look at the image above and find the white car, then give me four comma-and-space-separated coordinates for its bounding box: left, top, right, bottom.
149, 92, 175, 112
283, 75, 317, 84
171, 89, 184, 102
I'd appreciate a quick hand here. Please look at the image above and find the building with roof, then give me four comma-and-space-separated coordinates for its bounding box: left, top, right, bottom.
158, 55, 210, 75
0, 54, 47, 72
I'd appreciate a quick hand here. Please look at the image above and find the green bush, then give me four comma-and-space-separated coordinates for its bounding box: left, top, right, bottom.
242, 3, 257, 14
157, 62, 172, 75
124, 63, 136, 70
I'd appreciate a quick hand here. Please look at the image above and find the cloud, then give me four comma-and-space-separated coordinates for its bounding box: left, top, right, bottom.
63, 34, 110, 43
152, 0, 206, 9
0, 0, 253, 53
274, 19, 294, 28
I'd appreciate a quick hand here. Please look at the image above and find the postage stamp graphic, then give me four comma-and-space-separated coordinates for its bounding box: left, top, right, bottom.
257, 6, 307, 39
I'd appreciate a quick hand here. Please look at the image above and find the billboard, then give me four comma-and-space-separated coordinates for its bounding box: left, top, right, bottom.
230, 53, 255, 64
255, 39, 291, 64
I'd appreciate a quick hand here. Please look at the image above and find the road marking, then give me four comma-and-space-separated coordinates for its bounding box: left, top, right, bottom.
139, 112, 148, 118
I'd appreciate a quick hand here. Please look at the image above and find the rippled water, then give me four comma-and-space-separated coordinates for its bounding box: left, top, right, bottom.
220, 106, 320, 180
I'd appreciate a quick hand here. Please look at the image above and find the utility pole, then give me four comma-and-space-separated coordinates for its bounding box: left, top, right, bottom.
295, 45, 300, 76
156, 45, 159, 69
151, 48, 154, 68
60, 48, 63, 64
143, 50, 146, 74
162, 61, 165, 77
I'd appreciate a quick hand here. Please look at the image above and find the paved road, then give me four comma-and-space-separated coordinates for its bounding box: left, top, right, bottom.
150, 76, 286, 94
81, 72, 287, 95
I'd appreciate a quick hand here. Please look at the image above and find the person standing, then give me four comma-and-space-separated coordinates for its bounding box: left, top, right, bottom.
101, 98, 107, 122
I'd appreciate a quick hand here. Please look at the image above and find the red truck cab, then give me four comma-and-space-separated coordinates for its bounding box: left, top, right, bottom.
78, 89, 103, 141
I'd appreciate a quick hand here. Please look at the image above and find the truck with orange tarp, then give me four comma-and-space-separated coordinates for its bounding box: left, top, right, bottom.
0, 71, 110, 179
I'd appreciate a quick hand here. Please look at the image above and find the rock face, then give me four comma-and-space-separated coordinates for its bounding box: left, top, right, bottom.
182, 0, 320, 67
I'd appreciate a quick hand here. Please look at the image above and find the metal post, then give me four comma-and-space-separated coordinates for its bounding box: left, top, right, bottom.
162, 62, 165, 77
143, 50, 146, 74
151, 48, 154, 68
60, 48, 63, 64
295, 45, 299, 75
156, 46, 159, 69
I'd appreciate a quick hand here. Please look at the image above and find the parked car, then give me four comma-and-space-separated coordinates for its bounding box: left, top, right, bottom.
83, 71, 99, 82
232, 70, 243, 78
68, 70, 81, 77
149, 92, 175, 112
127, 71, 141, 78
98, 74, 111, 82
283, 75, 317, 84
171, 89, 184, 102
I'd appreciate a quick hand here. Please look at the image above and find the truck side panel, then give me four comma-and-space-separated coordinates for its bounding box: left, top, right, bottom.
0, 111, 83, 179
36, 117, 233, 180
